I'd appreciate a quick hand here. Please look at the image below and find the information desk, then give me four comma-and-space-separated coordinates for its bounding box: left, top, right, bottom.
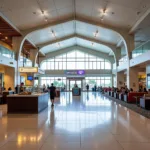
72, 88, 81, 96
7, 93, 49, 114
3, 91, 14, 104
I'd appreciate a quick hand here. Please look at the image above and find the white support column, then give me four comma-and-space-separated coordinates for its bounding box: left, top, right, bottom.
127, 67, 139, 91
12, 36, 25, 86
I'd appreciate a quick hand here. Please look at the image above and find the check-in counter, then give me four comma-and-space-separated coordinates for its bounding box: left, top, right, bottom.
7, 93, 49, 114
72, 88, 81, 96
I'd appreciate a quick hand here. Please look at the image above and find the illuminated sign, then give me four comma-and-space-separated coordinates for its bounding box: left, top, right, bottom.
65, 70, 85, 75
19, 67, 45, 74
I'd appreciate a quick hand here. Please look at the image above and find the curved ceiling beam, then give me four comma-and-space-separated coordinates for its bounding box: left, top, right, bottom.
21, 15, 129, 43
20, 15, 132, 62
39, 45, 114, 64
129, 8, 150, 34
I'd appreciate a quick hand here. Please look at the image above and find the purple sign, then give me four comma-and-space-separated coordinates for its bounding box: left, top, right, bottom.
77, 70, 85, 75
65, 70, 85, 75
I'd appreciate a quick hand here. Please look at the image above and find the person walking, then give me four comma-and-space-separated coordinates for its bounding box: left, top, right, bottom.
49, 83, 56, 107
86, 84, 89, 92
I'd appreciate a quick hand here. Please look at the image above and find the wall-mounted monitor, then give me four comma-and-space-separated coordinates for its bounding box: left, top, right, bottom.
27, 76, 33, 81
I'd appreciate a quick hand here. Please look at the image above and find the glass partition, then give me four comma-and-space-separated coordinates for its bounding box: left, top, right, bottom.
132, 40, 150, 58
0, 45, 15, 59
20, 56, 32, 67
118, 55, 128, 66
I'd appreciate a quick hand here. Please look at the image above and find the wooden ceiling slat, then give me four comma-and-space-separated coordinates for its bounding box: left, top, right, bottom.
0, 16, 36, 50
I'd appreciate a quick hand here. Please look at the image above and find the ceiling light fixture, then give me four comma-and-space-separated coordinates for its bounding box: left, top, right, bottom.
41, 10, 44, 15
94, 30, 99, 38
5, 36, 8, 39
45, 18, 48, 22
51, 30, 56, 38
103, 9, 106, 15
0, 32, 2, 35
58, 43, 60, 47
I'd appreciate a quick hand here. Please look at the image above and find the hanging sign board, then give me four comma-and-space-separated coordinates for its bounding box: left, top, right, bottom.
19, 67, 45, 74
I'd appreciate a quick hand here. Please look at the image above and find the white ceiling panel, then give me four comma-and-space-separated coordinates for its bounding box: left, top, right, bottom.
57, 6, 73, 18
54, 0, 73, 10
76, 21, 120, 44
76, 38, 112, 54
1, 0, 150, 30
27, 24, 65, 45
40, 38, 76, 54
1, 0, 150, 53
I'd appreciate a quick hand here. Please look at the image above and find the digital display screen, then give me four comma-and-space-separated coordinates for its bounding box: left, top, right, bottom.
27, 76, 33, 81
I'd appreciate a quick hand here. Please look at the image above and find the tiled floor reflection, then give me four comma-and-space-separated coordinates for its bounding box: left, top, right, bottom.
0, 92, 150, 150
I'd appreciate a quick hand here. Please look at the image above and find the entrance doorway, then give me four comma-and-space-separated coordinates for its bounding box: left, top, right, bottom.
67, 77, 85, 91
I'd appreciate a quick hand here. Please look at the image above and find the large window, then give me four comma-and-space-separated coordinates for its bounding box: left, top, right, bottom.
41, 50, 111, 70
85, 77, 112, 88
41, 77, 66, 87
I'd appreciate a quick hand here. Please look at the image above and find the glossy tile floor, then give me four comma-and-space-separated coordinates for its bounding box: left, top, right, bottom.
0, 92, 150, 150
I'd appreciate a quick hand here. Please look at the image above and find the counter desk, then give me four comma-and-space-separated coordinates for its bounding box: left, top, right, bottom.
7, 93, 49, 114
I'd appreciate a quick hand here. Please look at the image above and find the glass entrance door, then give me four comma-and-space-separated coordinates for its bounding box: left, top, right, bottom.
70, 80, 75, 91
69, 80, 82, 91
76, 80, 81, 89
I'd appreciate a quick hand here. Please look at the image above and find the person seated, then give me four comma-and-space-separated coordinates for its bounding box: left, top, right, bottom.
8, 87, 12, 91
130, 88, 133, 92
112, 86, 115, 92
125, 87, 129, 94
143, 87, 147, 92
139, 88, 142, 92
121, 87, 126, 94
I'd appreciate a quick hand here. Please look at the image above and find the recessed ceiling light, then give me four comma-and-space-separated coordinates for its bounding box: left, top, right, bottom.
45, 18, 48, 22
33, 12, 36, 15
103, 9, 106, 15
0, 32, 2, 35
5, 37, 8, 39
94, 30, 99, 38
41, 10, 44, 15
51, 30, 56, 37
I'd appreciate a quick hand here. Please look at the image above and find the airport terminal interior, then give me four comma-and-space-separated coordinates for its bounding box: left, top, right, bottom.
0, 0, 150, 150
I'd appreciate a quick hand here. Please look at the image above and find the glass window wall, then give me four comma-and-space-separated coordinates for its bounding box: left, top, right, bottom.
41, 50, 111, 70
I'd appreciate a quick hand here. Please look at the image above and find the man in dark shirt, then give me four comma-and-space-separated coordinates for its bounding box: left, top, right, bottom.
49, 83, 56, 107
